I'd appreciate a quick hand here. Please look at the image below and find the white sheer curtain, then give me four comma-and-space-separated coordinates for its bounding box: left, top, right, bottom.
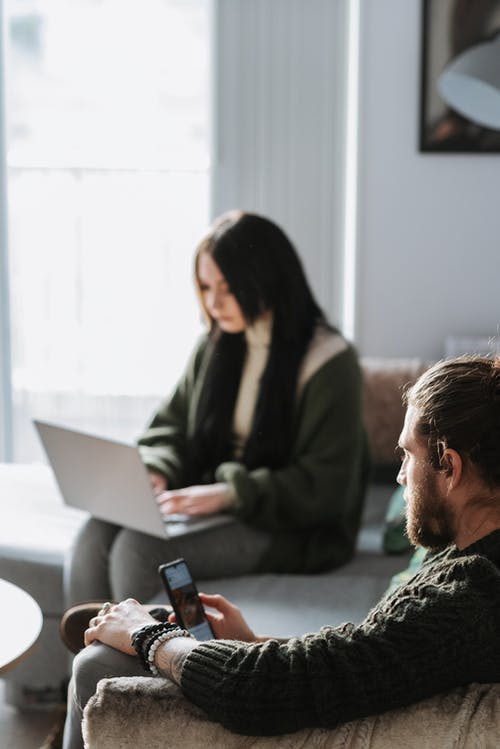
3, 0, 210, 462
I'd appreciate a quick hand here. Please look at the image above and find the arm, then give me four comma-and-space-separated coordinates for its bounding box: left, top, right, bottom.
82, 594, 268, 687
154, 348, 365, 521
156, 593, 271, 684
83, 598, 200, 672
178, 557, 500, 735
137, 337, 211, 489
216, 346, 369, 531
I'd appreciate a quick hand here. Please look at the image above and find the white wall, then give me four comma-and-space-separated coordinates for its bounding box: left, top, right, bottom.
355, 0, 500, 360
212, 0, 349, 325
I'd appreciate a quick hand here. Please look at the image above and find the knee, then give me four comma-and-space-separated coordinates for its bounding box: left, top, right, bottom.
76, 517, 121, 549
109, 528, 167, 579
71, 644, 113, 706
69, 518, 120, 570
110, 528, 149, 559
109, 529, 171, 600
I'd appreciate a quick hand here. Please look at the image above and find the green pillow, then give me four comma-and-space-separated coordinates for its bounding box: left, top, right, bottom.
385, 546, 427, 596
382, 485, 413, 554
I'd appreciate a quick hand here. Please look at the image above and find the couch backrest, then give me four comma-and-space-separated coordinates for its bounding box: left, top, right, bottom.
361, 358, 429, 467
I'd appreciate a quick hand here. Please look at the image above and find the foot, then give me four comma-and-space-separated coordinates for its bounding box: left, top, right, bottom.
60, 601, 173, 654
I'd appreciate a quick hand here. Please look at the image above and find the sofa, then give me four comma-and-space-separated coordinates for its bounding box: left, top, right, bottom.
1, 357, 424, 711
82, 678, 500, 749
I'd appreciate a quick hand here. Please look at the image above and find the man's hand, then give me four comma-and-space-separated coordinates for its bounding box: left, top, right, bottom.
169, 593, 258, 642
156, 483, 233, 516
84, 599, 157, 655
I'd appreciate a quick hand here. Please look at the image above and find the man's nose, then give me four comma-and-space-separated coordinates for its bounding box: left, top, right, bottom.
396, 466, 406, 486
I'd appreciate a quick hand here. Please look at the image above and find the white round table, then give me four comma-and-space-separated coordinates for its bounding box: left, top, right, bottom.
0, 578, 43, 674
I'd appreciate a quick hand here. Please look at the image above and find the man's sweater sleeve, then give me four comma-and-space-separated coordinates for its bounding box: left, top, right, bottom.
179, 556, 500, 736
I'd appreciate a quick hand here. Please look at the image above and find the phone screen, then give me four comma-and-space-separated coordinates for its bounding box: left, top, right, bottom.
158, 559, 213, 641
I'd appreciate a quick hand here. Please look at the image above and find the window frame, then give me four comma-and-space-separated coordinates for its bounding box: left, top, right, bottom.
0, 0, 14, 461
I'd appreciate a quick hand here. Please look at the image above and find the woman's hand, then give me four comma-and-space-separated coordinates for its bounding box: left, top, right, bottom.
156, 483, 233, 516
84, 599, 156, 655
148, 470, 168, 496
169, 593, 257, 642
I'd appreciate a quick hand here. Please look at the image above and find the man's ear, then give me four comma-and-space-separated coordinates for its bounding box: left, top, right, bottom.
441, 448, 463, 491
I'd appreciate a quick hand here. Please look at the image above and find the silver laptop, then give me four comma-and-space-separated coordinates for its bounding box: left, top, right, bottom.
34, 420, 234, 539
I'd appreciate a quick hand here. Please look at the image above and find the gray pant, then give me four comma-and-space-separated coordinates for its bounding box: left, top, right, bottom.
62, 642, 146, 749
64, 516, 272, 606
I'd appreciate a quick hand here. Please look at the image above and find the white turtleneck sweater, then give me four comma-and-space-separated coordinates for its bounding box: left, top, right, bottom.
230, 315, 346, 460
232, 314, 273, 459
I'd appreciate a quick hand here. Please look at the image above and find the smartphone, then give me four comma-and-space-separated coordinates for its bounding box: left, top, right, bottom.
158, 558, 214, 640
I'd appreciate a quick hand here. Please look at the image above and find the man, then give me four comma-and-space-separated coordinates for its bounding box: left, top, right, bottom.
62, 356, 500, 748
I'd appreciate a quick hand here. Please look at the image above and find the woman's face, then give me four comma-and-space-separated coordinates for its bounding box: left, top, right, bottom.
197, 252, 247, 333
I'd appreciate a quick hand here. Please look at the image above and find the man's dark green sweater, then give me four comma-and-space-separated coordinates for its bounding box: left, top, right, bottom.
180, 530, 500, 735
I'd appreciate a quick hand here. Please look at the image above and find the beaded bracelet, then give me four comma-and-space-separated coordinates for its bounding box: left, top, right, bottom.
146, 627, 194, 677
131, 621, 193, 674
131, 622, 175, 672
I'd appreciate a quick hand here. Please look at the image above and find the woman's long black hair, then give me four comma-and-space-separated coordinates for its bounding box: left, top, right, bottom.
190, 211, 328, 478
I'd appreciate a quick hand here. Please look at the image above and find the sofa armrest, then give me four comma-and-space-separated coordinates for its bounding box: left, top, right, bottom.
82, 676, 500, 749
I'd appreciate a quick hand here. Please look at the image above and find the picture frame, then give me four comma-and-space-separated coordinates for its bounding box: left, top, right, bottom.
419, 0, 500, 152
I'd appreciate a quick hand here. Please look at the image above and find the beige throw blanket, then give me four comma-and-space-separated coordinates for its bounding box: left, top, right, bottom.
83, 677, 500, 749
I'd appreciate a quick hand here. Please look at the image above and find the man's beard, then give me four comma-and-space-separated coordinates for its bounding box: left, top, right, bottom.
406, 472, 456, 549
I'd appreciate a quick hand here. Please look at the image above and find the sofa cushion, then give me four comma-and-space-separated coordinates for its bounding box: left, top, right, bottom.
361, 358, 428, 469
385, 546, 427, 597
83, 677, 500, 749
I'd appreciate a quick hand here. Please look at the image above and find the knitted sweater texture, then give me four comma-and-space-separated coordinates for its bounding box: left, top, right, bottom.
180, 530, 500, 735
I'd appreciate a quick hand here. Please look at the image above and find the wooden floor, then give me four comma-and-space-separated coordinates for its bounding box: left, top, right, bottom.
0, 680, 58, 749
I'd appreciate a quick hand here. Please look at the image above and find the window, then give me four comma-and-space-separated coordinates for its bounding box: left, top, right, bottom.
3, 0, 210, 461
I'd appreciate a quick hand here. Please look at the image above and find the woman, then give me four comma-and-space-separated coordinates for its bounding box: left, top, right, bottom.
64, 210, 370, 607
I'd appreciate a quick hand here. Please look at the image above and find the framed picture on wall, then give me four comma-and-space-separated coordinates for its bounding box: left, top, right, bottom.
420, 0, 500, 152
